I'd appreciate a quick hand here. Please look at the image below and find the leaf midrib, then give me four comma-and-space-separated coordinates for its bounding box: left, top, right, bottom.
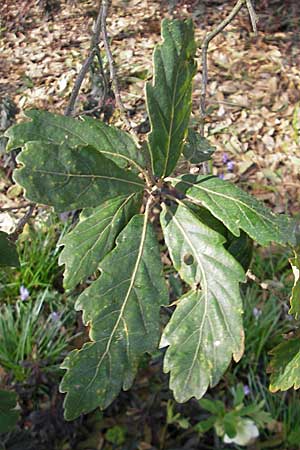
64, 195, 136, 285
81, 212, 149, 396
162, 66, 180, 178
20, 115, 142, 169
168, 177, 279, 231
34, 117, 129, 157
165, 206, 208, 389
30, 169, 144, 187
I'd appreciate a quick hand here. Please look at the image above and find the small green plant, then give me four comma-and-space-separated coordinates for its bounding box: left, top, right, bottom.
0, 215, 67, 302
2, 18, 299, 421
105, 425, 127, 446
195, 384, 272, 447
159, 400, 191, 449
166, 400, 190, 430
245, 369, 300, 448
0, 290, 73, 382
234, 284, 291, 374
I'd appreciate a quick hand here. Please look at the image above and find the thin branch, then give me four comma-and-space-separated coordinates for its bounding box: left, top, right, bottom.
65, 2, 107, 116
91, 5, 109, 99
199, 0, 258, 175
208, 100, 250, 110
100, 0, 131, 128
74, 101, 104, 118
65, 52, 96, 116
10, 205, 35, 242
246, 0, 259, 34
65, 0, 130, 128
0, 202, 34, 212
91, 2, 103, 48
95, 46, 108, 98
200, 0, 246, 135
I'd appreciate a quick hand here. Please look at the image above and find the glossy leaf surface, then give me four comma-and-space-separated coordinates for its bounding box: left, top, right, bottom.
187, 204, 253, 272
60, 215, 168, 420
5, 110, 146, 169
168, 174, 293, 246
59, 193, 142, 290
146, 19, 196, 177
14, 142, 144, 212
160, 204, 245, 402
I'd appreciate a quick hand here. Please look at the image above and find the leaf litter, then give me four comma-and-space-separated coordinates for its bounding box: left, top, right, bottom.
1, 1, 300, 213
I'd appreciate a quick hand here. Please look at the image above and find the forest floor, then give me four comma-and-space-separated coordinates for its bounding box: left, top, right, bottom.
1, 0, 300, 214
1, 1, 300, 449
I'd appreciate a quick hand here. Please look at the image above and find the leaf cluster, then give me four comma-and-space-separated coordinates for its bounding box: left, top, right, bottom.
3, 18, 299, 421
195, 385, 272, 446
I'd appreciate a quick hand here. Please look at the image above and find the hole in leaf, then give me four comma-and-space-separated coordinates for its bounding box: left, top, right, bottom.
183, 253, 194, 266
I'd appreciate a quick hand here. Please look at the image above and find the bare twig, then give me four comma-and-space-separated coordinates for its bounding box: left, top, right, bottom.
199, 0, 258, 174
65, 52, 96, 116
200, 0, 259, 132
100, 0, 131, 128
208, 100, 250, 110
0, 202, 34, 212
200, 0, 246, 135
95, 46, 108, 98
91, 4, 109, 99
65, 0, 130, 128
73, 102, 104, 118
65, 2, 107, 116
246, 0, 259, 34
10, 205, 35, 242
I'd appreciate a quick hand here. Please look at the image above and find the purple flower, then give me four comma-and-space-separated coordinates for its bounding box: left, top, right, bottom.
218, 173, 224, 179
253, 307, 262, 318
227, 161, 235, 172
20, 285, 30, 301
243, 385, 251, 396
59, 212, 70, 222
50, 311, 60, 322
222, 153, 229, 164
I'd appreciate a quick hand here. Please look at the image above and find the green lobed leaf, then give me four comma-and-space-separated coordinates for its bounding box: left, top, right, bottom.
187, 203, 253, 272
269, 336, 300, 392
168, 174, 294, 246
239, 402, 272, 427
60, 214, 168, 420
194, 416, 216, 434
14, 142, 144, 212
160, 203, 245, 402
223, 413, 239, 438
59, 193, 142, 290
0, 231, 19, 267
233, 383, 245, 407
5, 110, 146, 170
187, 203, 228, 236
199, 398, 225, 416
289, 252, 300, 319
0, 389, 19, 433
146, 19, 196, 178
183, 129, 215, 164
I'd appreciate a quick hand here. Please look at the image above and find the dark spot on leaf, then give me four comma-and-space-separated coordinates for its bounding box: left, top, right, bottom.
183, 253, 194, 265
